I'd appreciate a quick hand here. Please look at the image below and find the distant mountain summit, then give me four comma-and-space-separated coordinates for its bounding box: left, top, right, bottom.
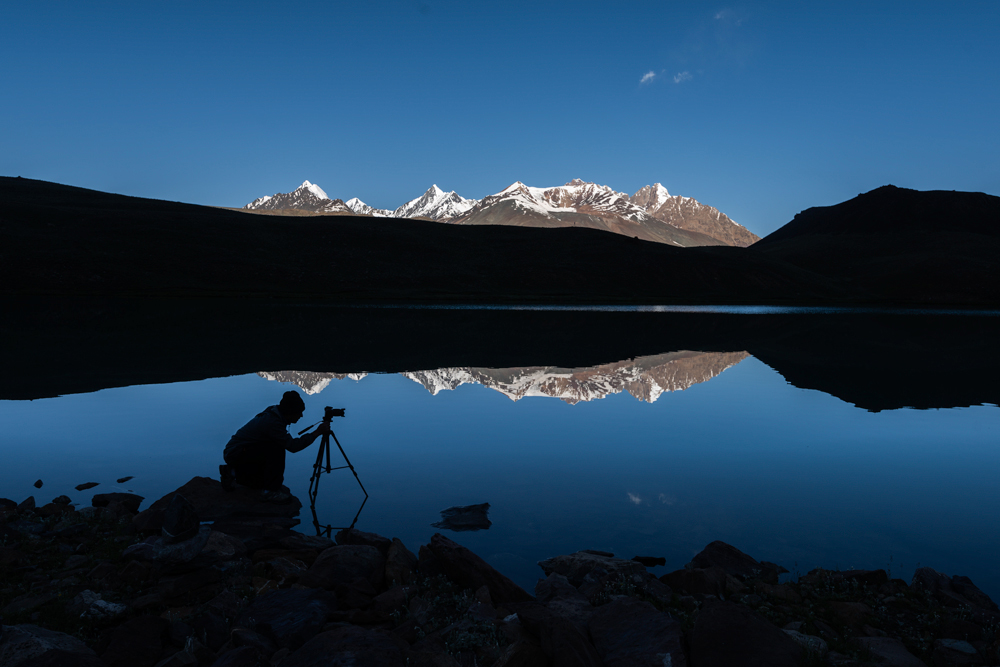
244, 180, 352, 214
243, 178, 758, 247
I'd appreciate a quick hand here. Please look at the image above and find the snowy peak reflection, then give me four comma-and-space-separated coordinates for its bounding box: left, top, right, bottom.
257, 351, 749, 404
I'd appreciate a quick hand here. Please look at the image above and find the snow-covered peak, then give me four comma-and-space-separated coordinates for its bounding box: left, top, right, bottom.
296, 180, 329, 201
393, 185, 478, 221
345, 197, 392, 217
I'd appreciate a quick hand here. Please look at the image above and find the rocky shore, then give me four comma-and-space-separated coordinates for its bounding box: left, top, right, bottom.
2, 477, 998, 667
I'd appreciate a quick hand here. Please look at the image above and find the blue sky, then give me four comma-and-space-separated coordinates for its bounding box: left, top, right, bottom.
2, 1, 998, 237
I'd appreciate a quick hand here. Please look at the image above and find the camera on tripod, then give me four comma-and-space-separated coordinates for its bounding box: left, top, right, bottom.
324, 407, 346, 419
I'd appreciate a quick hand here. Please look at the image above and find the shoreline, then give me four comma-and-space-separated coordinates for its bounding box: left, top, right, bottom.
2, 478, 998, 666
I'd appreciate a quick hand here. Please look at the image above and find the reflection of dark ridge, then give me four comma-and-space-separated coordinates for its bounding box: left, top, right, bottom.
2, 297, 999, 411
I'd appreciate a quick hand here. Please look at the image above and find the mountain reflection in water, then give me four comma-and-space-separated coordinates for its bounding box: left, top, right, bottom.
257, 351, 750, 404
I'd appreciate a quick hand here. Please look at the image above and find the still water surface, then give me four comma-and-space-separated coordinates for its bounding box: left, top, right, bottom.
2, 341, 998, 598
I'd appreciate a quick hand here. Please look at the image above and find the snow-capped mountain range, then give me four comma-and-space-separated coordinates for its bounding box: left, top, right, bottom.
256, 350, 749, 405
243, 179, 758, 247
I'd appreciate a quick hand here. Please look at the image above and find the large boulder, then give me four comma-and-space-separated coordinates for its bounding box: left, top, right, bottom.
687, 541, 786, 583
235, 588, 337, 651
0, 624, 99, 667
99, 615, 170, 667
587, 597, 686, 667
537, 550, 646, 588
133, 477, 300, 533
853, 637, 927, 666
422, 533, 533, 605
912, 568, 998, 610
535, 573, 595, 632
281, 626, 408, 667
687, 599, 804, 667
516, 603, 604, 667
384, 538, 418, 586
91, 492, 144, 513
298, 545, 385, 590
335, 528, 392, 556
661, 566, 745, 598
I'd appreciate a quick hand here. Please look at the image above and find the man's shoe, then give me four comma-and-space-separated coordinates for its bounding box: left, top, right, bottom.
219, 464, 235, 492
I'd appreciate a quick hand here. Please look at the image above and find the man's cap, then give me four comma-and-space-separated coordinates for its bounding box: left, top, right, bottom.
279, 390, 305, 414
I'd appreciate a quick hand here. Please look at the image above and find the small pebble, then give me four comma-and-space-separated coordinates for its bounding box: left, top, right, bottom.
33, 480, 43, 489
75, 482, 100, 491
116, 476, 134, 484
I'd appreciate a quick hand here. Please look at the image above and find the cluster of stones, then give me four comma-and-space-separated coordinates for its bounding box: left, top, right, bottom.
1, 477, 999, 667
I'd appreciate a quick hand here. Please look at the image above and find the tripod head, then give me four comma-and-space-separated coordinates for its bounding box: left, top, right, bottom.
323, 406, 346, 421
298, 407, 345, 435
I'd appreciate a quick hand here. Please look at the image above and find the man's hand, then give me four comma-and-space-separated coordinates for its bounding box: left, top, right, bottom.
315, 422, 332, 436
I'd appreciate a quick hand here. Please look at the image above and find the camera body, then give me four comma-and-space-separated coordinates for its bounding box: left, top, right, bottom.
324, 406, 346, 420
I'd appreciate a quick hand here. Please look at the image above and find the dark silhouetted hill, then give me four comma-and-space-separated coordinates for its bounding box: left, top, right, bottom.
750, 185, 1000, 305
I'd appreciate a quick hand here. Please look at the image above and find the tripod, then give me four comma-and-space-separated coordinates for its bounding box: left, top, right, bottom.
302, 406, 368, 536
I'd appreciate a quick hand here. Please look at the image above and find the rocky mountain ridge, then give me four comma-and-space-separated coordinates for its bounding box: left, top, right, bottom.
256, 350, 749, 404
245, 178, 758, 247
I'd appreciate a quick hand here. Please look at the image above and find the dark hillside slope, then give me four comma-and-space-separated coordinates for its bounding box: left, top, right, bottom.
0, 177, 831, 304
751, 185, 1000, 305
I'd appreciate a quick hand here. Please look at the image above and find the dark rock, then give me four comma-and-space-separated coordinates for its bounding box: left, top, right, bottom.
231, 628, 278, 658
799, 568, 889, 589
124, 525, 212, 564
0, 498, 16, 509
279, 532, 334, 551
826, 601, 873, 629
92, 492, 145, 513
334, 577, 379, 610
431, 503, 492, 532
34, 503, 70, 518
235, 588, 337, 651
33, 480, 42, 488
17, 496, 36, 512
252, 548, 319, 567
631, 556, 665, 568
951, 575, 999, 611
7, 519, 45, 536
660, 566, 745, 598
17, 649, 107, 667
534, 573, 594, 633
335, 527, 392, 556
1, 593, 57, 616
100, 615, 170, 667
588, 596, 685, 667
51, 495, 71, 505
912, 567, 978, 608
384, 538, 418, 586
210, 646, 268, 667
155, 565, 224, 601
298, 545, 385, 591
424, 533, 533, 605
282, 625, 407, 667
0, 624, 98, 667
187, 608, 231, 651
933, 638, 979, 665
688, 540, 783, 583
75, 483, 100, 491
204, 531, 248, 561
135, 477, 300, 528
687, 599, 804, 667
117, 476, 134, 484
853, 637, 927, 666
162, 494, 200, 543
516, 603, 604, 667
538, 550, 646, 587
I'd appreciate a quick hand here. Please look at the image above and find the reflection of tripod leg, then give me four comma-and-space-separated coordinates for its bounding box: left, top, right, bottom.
308, 429, 369, 537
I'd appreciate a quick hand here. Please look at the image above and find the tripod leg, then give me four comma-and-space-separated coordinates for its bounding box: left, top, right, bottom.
330, 432, 368, 498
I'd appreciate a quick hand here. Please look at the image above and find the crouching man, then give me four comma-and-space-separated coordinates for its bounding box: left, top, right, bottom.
220, 390, 329, 502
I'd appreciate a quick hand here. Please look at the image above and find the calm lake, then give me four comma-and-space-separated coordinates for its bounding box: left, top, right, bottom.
1, 303, 998, 599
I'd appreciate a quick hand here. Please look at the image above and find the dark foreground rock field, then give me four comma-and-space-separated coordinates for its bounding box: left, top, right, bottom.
2, 477, 998, 666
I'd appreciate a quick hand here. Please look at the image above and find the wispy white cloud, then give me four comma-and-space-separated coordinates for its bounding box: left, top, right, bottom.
658, 493, 676, 505
714, 9, 731, 19
627, 492, 643, 505
640, 71, 656, 84
673, 71, 692, 83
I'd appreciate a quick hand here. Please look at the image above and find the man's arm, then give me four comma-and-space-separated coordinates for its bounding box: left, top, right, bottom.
284, 423, 330, 453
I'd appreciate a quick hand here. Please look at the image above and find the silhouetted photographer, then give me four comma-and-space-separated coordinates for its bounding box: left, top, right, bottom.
220, 390, 329, 502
